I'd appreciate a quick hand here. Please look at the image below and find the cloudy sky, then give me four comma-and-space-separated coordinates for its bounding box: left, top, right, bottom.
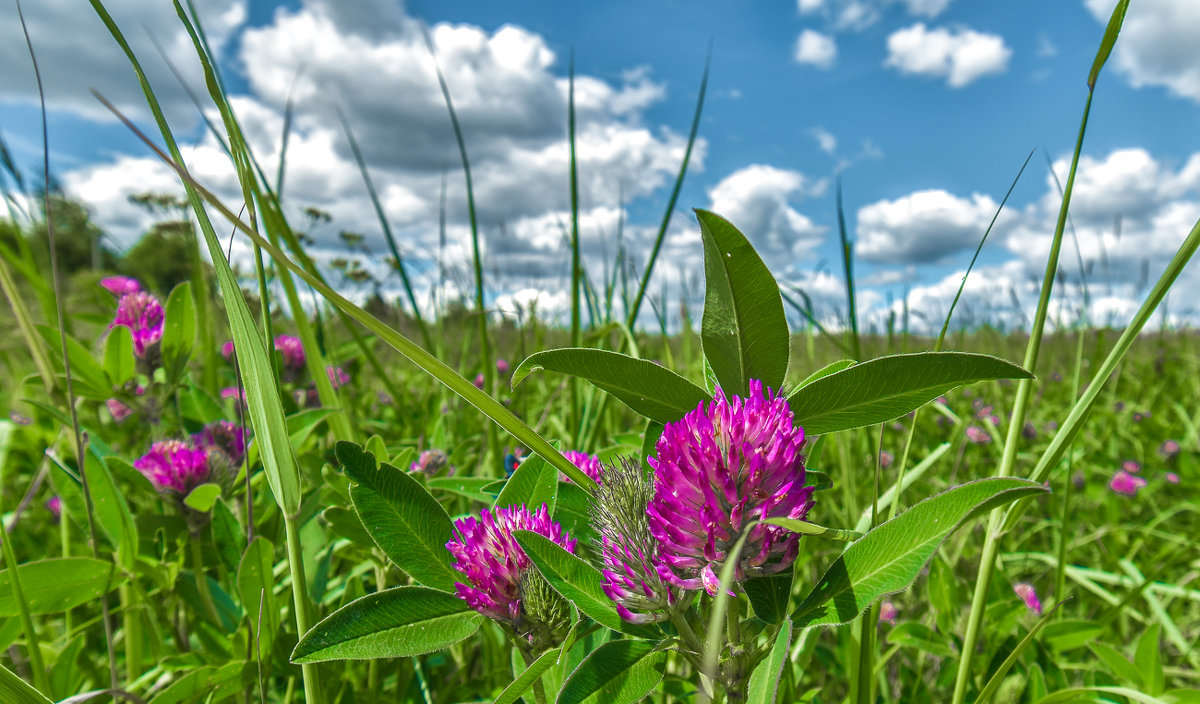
2, 0, 1199, 333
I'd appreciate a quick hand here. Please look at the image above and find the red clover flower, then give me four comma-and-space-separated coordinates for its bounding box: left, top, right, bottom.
447, 505, 575, 648
274, 335, 306, 370
1109, 469, 1147, 497
647, 380, 813, 595
111, 291, 165, 359
562, 450, 604, 484
134, 439, 211, 495
1013, 582, 1042, 615
100, 276, 141, 297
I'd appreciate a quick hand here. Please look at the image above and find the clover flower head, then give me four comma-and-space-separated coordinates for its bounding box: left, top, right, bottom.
561, 450, 604, 484
1166, 472, 1180, 484
107, 398, 133, 422
46, 495, 62, 520
1013, 582, 1042, 615
111, 291, 165, 358
274, 335, 306, 370
965, 425, 991, 445
473, 373, 485, 390
647, 380, 812, 595
134, 439, 211, 494
1159, 440, 1181, 459
101, 276, 141, 297
410, 448, 452, 476
1109, 469, 1147, 497
879, 601, 898, 625
220, 340, 236, 360
326, 366, 350, 388
447, 505, 575, 642
1121, 459, 1141, 474
194, 421, 246, 468
593, 457, 676, 623
879, 451, 893, 469
496, 358, 510, 375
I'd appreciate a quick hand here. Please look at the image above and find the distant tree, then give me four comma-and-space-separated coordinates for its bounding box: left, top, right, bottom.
121, 192, 206, 293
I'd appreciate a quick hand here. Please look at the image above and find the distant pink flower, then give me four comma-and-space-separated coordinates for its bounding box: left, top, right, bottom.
46, 495, 62, 520
8, 411, 30, 425
111, 292, 165, 358
473, 373, 485, 390
1133, 411, 1148, 423
106, 398, 133, 422
100, 276, 140, 297
220, 340, 236, 360
879, 451, 893, 468
447, 505, 575, 627
221, 387, 246, 415
1166, 472, 1180, 484
1109, 470, 1147, 497
975, 404, 993, 419
1159, 440, 1181, 459
1013, 582, 1042, 615
134, 439, 211, 495
410, 449, 452, 476
965, 426, 991, 445
561, 450, 604, 484
935, 396, 949, 406
1122, 460, 1141, 474
879, 601, 898, 625
988, 414, 1001, 426
326, 366, 350, 389
274, 335, 306, 370
496, 358, 510, 375
193, 421, 246, 468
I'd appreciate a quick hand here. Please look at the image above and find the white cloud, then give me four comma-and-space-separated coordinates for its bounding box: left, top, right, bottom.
1036, 33, 1057, 58
856, 189, 1004, 263
885, 23, 1011, 87
811, 127, 838, 155
0, 0, 246, 123
895, 0, 953, 18
707, 165, 827, 263
1085, 0, 1200, 102
794, 30, 838, 69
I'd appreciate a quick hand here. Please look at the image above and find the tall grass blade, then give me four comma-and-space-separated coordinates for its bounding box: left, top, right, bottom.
835, 177, 861, 360
338, 109, 433, 351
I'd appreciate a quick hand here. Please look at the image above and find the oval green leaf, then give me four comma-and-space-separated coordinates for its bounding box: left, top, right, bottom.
787, 352, 1033, 435
103, 324, 136, 388
495, 451, 557, 515
493, 648, 560, 704
161, 280, 196, 384
512, 348, 711, 424
183, 483, 222, 512
791, 478, 1047, 628
0, 557, 126, 616
747, 618, 792, 704
696, 209, 790, 395
291, 586, 482, 663
558, 640, 667, 704
237, 537, 279, 658
337, 441, 460, 592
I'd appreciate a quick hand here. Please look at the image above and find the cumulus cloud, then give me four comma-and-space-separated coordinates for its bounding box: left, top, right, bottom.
794, 30, 838, 69
1085, 0, 1200, 102
0, 0, 246, 122
856, 189, 1004, 263
810, 127, 838, 155
706, 165, 827, 263
895, 0, 953, 17
885, 23, 1011, 87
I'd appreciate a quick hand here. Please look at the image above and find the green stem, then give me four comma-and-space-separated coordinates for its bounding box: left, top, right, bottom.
518, 646, 549, 704
951, 89, 1095, 704
120, 584, 143, 685
285, 514, 322, 704
190, 531, 221, 625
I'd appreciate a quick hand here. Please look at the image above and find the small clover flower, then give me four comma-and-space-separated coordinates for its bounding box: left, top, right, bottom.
648, 380, 813, 595
107, 398, 133, 423
496, 358, 510, 375
46, 495, 62, 521
134, 439, 211, 495
593, 457, 676, 623
326, 366, 350, 389
274, 335, 306, 370
409, 449, 452, 476
1109, 469, 1147, 497
1013, 582, 1042, 615
100, 276, 141, 297
1121, 459, 1141, 474
111, 291, 164, 359
561, 450, 604, 484
1159, 440, 1181, 459
879, 601, 898, 625
473, 373, 485, 390
194, 421, 246, 469
1166, 472, 1180, 484
965, 426, 991, 445
447, 505, 575, 648
220, 340, 236, 360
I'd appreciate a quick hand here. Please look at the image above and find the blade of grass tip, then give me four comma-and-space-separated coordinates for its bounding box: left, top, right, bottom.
952, 4, 1128, 701
568, 51, 583, 446
423, 24, 499, 469
96, 94, 601, 495
579, 51, 709, 447
1042, 148, 1091, 326
337, 108, 433, 352
18, 2, 121, 698
276, 65, 304, 199
0, 253, 57, 394
835, 176, 862, 361
173, 0, 352, 441
936, 148, 1035, 348
781, 286, 852, 358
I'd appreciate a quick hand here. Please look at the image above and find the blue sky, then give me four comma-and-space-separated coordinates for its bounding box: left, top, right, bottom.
2, 0, 1199, 332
